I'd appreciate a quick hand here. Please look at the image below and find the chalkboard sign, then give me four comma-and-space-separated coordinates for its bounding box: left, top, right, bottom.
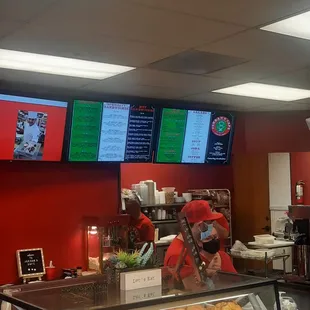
177, 212, 206, 283
16, 248, 45, 280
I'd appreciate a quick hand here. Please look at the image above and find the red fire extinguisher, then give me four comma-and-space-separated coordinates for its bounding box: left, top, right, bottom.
296, 180, 305, 204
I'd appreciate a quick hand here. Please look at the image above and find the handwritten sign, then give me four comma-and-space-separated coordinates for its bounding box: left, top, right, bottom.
120, 268, 161, 291
120, 285, 162, 303
16, 248, 45, 279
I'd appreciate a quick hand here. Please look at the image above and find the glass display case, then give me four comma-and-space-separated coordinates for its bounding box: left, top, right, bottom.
0, 271, 280, 310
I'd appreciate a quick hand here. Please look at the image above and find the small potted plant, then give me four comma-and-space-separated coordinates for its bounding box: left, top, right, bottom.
105, 243, 155, 282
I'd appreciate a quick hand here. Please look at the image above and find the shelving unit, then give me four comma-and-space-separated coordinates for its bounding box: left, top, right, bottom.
152, 220, 177, 224
141, 203, 185, 224
142, 203, 185, 208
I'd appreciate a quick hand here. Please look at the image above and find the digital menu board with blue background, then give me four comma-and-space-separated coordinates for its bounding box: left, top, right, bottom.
68, 100, 156, 162
156, 108, 234, 164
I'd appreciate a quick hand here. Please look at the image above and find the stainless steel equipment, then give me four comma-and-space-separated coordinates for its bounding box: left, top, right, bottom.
288, 205, 310, 281
274, 216, 294, 240
294, 245, 310, 280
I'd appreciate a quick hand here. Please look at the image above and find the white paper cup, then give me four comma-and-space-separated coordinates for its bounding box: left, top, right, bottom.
182, 193, 192, 202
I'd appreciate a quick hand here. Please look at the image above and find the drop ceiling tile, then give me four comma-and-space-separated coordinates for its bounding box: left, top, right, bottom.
131, 0, 310, 27
262, 68, 310, 89
3, 0, 245, 49
81, 81, 186, 100
248, 102, 310, 111
198, 29, 310, 66
0, 0, 58, 22
181, 91, 285, 110
206, 60, 298, 81
0, 34, 183, 67
0, 69, 92, 89
92, 69, 237, 94
148, 50, 247, 75
0, 20, 23, 39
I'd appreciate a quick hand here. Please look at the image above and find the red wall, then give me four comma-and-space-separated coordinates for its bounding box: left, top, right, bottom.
3, 110, 310, 285
121, 163, 233, 194
243, 111, 310, 153
0, 162, 119, 284
290, 152, 310, 205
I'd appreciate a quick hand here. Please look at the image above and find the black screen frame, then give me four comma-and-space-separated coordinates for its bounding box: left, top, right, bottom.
154, 107, 235, 165
66, 100, 157, 164
0, 85, 236, 165
0, 90, 71, 163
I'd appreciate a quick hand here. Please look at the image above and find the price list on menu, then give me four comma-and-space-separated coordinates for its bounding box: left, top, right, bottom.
205, 113, 234, 164
182, 110, 211, 163
69, 100, 103, 161
156, 108, 187, 163
98, 103, 130, 162
125, 105, 155, 162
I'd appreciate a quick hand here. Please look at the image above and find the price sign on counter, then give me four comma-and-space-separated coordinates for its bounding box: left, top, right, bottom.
16, 248, 45, 282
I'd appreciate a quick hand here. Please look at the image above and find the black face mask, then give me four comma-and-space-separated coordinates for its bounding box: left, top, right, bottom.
202, 239, 220, 254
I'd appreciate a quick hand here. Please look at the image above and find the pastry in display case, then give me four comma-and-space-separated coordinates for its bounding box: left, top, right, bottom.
0, 271, 281, 310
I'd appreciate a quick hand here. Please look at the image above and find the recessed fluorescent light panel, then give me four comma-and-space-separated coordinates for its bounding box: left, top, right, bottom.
212, 83, 310, 101
261, 10, 310, 40
0, 49, 135, 79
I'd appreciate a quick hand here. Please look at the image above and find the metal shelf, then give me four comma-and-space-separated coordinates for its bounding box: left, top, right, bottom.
142, 203, 185, 208
152, 220, 178, 224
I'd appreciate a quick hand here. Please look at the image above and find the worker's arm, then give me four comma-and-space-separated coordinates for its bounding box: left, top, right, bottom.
213, 217, 229, 239
140, 222, 155, 242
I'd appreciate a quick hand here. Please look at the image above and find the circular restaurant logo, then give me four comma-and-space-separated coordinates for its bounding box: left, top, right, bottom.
212, 116, 231, 136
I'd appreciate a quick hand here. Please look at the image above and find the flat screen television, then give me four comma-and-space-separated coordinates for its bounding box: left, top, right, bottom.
155, 108, 235, 164
0, 94, 68, 161
68, 100, 156, 162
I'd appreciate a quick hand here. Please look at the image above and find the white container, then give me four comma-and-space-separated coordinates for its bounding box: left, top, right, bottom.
131, 184, 141, 196
182, 193, 192, 202
156, 208, 162, 220
159, 191, 166, 204
175, 197, 185, 203
145, 181, 155, 205
161, 209, 166, 220
155, 191, 160, 204
254, 234, 276, 244
140, 184, 148, 205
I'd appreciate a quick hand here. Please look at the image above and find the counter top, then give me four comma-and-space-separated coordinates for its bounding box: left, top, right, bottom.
0, 270, 277, 310
278, 282, 310, 310
248, 240, 294, 249
155, 240, 171, 246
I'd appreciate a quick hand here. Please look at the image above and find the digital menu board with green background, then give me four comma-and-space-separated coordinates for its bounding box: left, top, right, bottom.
69, 100, 156, 162
156, 108, 234, 164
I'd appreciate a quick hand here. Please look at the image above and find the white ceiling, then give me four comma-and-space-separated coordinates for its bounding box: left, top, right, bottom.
1, 0, 310, 111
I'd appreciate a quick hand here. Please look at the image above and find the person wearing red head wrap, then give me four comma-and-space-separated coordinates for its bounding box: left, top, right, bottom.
164, 200, 236, 283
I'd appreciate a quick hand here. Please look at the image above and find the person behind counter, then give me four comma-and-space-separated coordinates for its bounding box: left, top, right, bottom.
210, 203, 230, 252
122, 189, 155, 250
164, 200, 236, 282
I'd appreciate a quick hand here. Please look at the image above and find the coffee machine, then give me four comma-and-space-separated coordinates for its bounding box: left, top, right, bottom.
288, 205, 310, 282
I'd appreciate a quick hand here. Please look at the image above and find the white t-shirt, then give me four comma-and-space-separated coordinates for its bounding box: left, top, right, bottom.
24, 123, 41, 143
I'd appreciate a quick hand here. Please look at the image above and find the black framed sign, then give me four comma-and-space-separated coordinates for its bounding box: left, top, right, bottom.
177, 212, 206, 283
16, 248, 45, 281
